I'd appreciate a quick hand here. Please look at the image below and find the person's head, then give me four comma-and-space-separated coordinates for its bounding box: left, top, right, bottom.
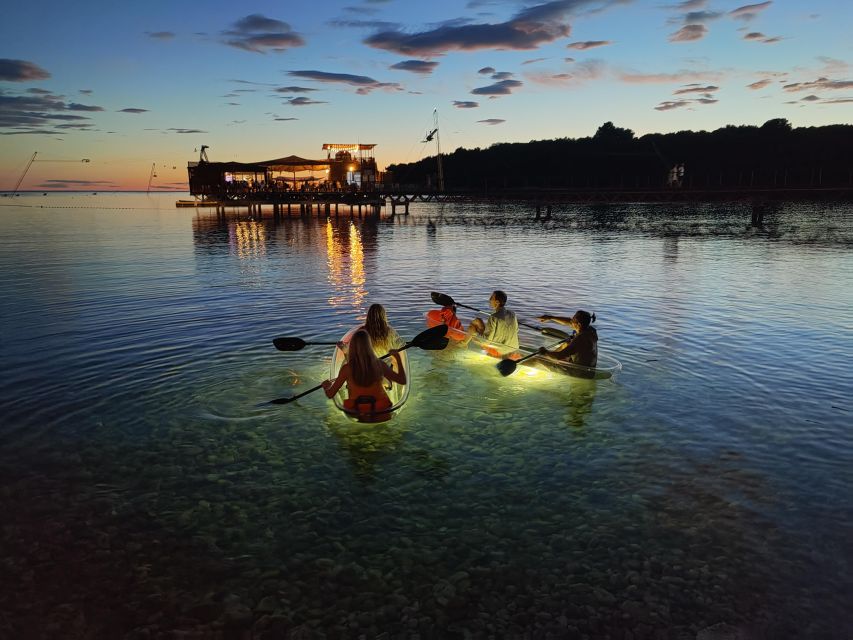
365, 303, 388, 332
347, 330, 383, 386
571, 310, 595, 331
489, 290, 507, 309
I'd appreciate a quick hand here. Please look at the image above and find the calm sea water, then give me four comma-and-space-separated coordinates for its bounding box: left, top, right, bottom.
1, 192, 851, 638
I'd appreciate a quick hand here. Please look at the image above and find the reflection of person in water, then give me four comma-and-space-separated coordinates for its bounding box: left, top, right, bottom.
564, 379, 597, 429
328, 419, 405, 482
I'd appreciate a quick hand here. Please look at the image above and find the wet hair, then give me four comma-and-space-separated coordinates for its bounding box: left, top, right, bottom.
574, 310, 596, 328
347, 330, 384, 387
492, 290, 508, 306
364, 304, 393, 353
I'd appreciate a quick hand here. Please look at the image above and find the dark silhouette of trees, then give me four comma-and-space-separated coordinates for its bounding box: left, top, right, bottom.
386, 119, 853, 191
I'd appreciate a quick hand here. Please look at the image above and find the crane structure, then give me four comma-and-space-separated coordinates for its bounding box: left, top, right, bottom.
147, 163, 157, 193
10, 152, 91, 195
422, 110, 444, 192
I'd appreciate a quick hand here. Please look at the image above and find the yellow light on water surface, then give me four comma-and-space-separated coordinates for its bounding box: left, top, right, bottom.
232, 220, 266, 259
324, 219, 367, 309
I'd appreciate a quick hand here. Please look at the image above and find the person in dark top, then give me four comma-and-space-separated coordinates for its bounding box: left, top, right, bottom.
536, 309, 598, 367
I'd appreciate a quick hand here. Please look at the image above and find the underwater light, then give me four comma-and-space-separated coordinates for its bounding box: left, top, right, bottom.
463, 350, 555, 382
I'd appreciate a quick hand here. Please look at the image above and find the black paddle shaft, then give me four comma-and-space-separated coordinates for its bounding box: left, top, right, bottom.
497, 337, 571, 377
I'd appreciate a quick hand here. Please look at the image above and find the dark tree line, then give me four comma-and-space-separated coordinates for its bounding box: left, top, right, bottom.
386, 119, 853, 191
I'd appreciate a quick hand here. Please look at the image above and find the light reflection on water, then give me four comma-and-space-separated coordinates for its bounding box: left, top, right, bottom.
0, 192, 851, 637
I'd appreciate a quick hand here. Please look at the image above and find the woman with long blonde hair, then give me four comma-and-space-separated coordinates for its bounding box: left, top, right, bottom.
363, 303, 403, 356
322, 330, 406, 420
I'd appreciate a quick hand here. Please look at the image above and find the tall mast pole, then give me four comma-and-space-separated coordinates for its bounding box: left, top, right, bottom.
12, 152, 38, 195
434, 109, 444, 192
147, 163, 156, 193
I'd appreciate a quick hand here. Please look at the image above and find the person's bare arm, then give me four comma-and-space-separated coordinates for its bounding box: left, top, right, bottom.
382, 351, 407, 384
322, 364, 348, 398
537, 314, 574, 326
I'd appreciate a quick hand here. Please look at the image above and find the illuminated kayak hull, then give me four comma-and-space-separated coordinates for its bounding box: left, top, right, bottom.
425, 311, 622, 380
330, 327, 411, 423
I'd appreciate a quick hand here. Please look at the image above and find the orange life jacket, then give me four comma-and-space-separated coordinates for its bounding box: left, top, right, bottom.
342, 376, 392, 421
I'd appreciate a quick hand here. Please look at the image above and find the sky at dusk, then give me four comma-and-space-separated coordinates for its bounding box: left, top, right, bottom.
1, 0, 851, 190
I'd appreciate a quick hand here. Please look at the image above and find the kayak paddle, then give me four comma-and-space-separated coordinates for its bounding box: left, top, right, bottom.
269, 324, 449, 405
496, 338, 571, 377
430, 291, 570, 340
273, 336, 340, 351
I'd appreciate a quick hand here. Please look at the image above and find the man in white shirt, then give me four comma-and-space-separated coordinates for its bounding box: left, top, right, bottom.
466, 290, 519, 350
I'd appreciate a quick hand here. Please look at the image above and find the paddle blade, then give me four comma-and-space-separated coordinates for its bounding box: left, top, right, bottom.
269, 396, 297, 405
411, 323, 449, 347
541, 327, 570, 340
419, 336, 450, 351
431, 291, 455, 307
273, 337, 307, 351
496, 358, 518, 377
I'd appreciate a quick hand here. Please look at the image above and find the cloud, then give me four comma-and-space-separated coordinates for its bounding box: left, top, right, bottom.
522, 58, 548, 65
329, 19, 401, 30
490, 71, 514, 80
223, 14, 305, 53
79, 89, 93, 95
666, 0, 708, 9
801, 94, 821, 102
619, 69, 721, 84
654, 100, 691, 111
274, 86, 319, 93
471, 79, 523, 95
230, 79, 277, 86
816, 57, 850, 74
729, 1, 772, 21
38, 179, 117, 187
274, 117, 299, 121
566, 40, 612, 49
0, 90, 100, 135
146, 31, 175, 40
119, 108, 148, 113
782, 77, 853, 92
453, 100, 479, 108
0, 58, 51, 82
390, 60, 439, 74
681, 10, 724, 23
286, 97, 327, 105
673, 84, 718, 94
363, 0, 621, 56
168, 128, 207, 134
696, 97, 718, 104
67, 103, 104, 112
478, 118, 505, 125
478, 67, 496, 75
27, 88, 52, 95
743, 31, 782, 43
287, 70, 401, 94
669, 24, 707, 41
526, 58, 606, 86
820, 98, 853, 104
746, 79, 771, 90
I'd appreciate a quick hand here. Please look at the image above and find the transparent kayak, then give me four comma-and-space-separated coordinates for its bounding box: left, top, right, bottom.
330, 327, 411, 423
424, 310, 622, 380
